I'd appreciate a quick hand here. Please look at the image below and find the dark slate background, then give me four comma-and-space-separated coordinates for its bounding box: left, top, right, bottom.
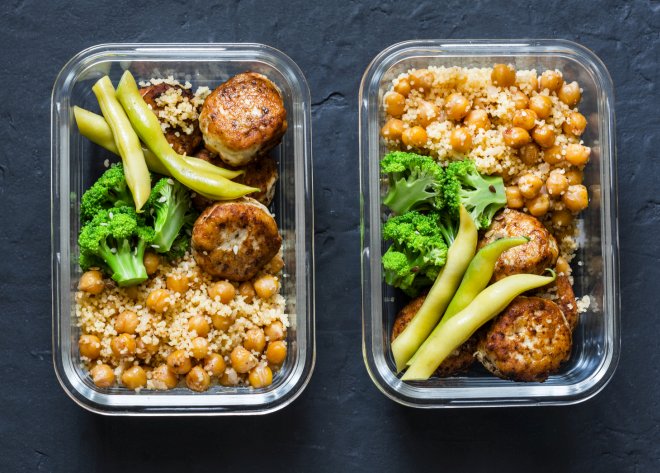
1, 0, 658, 471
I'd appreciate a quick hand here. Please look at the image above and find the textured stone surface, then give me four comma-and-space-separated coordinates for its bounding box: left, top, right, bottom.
0, 0, 659, 471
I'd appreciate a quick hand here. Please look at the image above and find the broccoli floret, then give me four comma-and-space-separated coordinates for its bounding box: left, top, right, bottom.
164, 209, 197, 260
442, 160, 507, 230
381, 211, 448, 296
146, 177, 195, 255
80, 163, 133, 223
78, 206, 155, 286
380, 151, 444, 215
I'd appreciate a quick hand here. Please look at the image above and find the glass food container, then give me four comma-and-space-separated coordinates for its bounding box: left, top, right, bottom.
51, 43, 315, 415
360, 40, 619, 407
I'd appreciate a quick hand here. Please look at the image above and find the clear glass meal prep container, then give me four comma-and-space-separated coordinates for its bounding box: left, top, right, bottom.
360, 39, 619, 407
51, 43, 315, 415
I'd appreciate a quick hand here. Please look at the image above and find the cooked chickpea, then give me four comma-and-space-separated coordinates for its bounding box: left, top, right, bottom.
166, 274, 189, 293
78, 270, 105, 294
552, 209, 574, 228
146, 288, 171, 313
114, 310, 139, 334
264, 321, 285, 341
90, 364, 115, 388
505, 186, 524, 209
212, 314, 233, 332
230, 346, 257, 374
143, 251, 160, 276
449, 127, 473, 153
191, 337, 209, 359
248, 364, 273, 389
539, 70, 564, 92
186, 365, 211, 392
111, 333, 137, 358
503, 127, 531, 149
203, 353, 226, 377
208, 281, 236, 303
416, 100, 440, 127
167, 349, 192, 375
511, 90, 529, 110
528, 73, 539, 92
529, 95, 553, 119
565, 144, 591, 166
532, 125, 556, 148
401, 126, 427, 148
519, 143, 540, 165
558, 81, 581, 106
238, 281, 256, 303
151, 364, 178, 390
244, 327, 266, 353
546, 170, 569, 197
556, 256, 571, 275
565, 168, 583, 185
188, 315, 210, 337
124, 285, 139, 300
384, 91, 405, 117
563, 185, 589, 212
253, 275, 279, 299
563, 111, 587, 136
409, 69, 434, 92
491, 63, 516, 87
464, 109, 490, 130
266, 254, 285, 274
512, 109, 538, 130
136, 335, 159, 359
266, 341, 287, 365
394, 78, 411, 97
542, 145, 564, 165
121, 366, 147, 390
518, 174, 543, 199
380, 118, 404, 141
219, 368, 239, 386
526, 193, 550, 217
79, 334, 101, 359
445, 93, 471, 121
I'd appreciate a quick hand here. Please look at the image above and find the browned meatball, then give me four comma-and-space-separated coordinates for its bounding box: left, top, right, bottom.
139, 83, 202, 156
475, 296, 572, 382
479, 209, 559, 281
199, 72, 287, 167
554, 274, 579, 331
391, 294, 477, 377
192, 198, 282, 281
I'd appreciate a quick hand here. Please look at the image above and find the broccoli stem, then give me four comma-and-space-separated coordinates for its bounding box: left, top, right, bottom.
98, 238, 148, 286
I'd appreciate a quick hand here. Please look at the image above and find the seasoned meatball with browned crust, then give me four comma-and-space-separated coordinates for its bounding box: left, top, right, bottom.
139, 83, 202, 155
199, 72, 287, 167
554, 275, 579, 331
479, 209, 559, 281
475, 296, 572, 382
192, 198, 282, 281
391, 294, 477, 377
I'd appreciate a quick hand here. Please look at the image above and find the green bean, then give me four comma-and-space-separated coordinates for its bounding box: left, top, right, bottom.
115, 71, 258, 200
92, 76, 151, 211
391, 205, 478, 372
73, 106, 243, 180
402, 270, 556, 381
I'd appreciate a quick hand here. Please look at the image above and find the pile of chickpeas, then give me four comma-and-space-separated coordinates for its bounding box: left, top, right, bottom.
77, 251, 287, 392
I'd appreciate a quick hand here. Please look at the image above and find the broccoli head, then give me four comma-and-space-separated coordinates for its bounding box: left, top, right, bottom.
146, 177, 196, 255
80, 163, 133, 223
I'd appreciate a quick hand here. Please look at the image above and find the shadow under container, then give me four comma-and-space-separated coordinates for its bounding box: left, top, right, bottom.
360, 40, 619, 407
52, 43, 315, 415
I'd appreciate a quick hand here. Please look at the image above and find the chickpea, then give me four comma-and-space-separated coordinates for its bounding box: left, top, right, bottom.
143, 251, 160, 276
539, 70, 564, 92
556, 256, 571, 275
401, 126, 427, 148
264, 321, 285, 342
416, 100, 440, 127
166, 274, 189, 293
526, 193, 550, 217
563, 185, 589, 212
186, 365, 211, 392
244, 327, 266, 353
253, 275, 279, 299
219, 368, 239, 386
266, 341, 287, 365
505, 186, 524, 209
491, 63, 516, 87
565, 144, 591, 166
445, 93, 471, 121
543, 145, 564, 165
511, 90, 529, 110
114, 310, 139, 334
230, 346, 257, 374
208, 281, 236, 304
239, 281, 256, 303
204, 353, 226, 377
529, 95, 553, 119
167, 349, 192, 375
546, 170, 569, 197
78, 270, 104, 294
136, 335, 159, 359
90, 364, 115, 388
151, 364, 178, 390
518, 174, 544, 199
558, 81, 581, 106
512, 109, 538, 130
191, 337, 209, 359
519, 143, 540, 165
384, 91, 405, 117
266, 254, 285, 274
532, 125, 556, 148
449, 127, 473, 153
111, 333, 136, 358
380, 118, 404, 141
248, 364, 273, 389
146, 288, 171, 313
552, 209, 574, 228
394, 78, 411, 97
464, 109, 490, 130
528, 73, 539, 92
79, 334, 101, 359
212, 314, 233, 332
124, 285, 139, 300
121, 366, 147, 390
409, 69, 434, 92
188, 315, 210, 337
565, 168, 584, 185
503, 127, 531, 149
563, 111, 587, 136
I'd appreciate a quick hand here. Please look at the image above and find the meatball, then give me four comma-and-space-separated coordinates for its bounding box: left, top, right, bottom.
192, 198, 282, 281
554, 274, 579, 331
479, 209, 559, 281
475, 296, 572, 382
391, 294, 477, 377
199, 72, 287, 167
139, 83, 202, 155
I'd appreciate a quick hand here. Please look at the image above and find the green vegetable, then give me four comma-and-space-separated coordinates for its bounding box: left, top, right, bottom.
391, 205, 478, 372
80, 163, 133, 223
380, 151, 444, 214
78, 206, 155, 286
402, 270, 556, 381
146, 177, 196, 254
92, 76, 151, 212
381, 211, 449, 297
